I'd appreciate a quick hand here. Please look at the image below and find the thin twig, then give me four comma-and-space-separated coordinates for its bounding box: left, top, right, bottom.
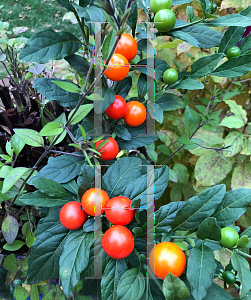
235, 249, 251, 259
65, 126, 79, 144
204, 95, 215, 116
193, 142, 231, 151
14, 205, 26, 217
33, 97, 55, 121
1, 61, 18, 88
26, 207, 33, 235
235, 78, 251, 84
210, 80, 233, 114
50, 150, 86, 157
84, 51, 95, 93
73, 11, 88, 45
31, 207, 37, 230
161, 121, 207, 166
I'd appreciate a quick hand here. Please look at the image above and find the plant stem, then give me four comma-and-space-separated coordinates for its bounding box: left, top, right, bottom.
31, 207, 37, 230
65, 126, 79, 144
161, 120, 207, 166
14, 205, 26, 217
234, 249, 251, 259
26, 207, 33, 235
73, 11, 88, 46
170, 19, 203, 31
50, 150, 86, 157
33, 98, 55, 121
161, 144, 184, 165
210, 81, 233, 114
204, 95, 215, 116
236, 78, 251, 83
1, 61, 18, 89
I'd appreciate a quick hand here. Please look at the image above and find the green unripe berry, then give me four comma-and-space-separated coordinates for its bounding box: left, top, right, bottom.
226, 46, 241, 59
150, 0, 172, 14
222, 271, 236, 285
220, 227, 239, 248
163, 68, 178, 85
154, 9, 176, 32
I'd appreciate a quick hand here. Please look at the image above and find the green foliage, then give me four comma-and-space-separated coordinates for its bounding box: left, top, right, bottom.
1, 0, 251, 299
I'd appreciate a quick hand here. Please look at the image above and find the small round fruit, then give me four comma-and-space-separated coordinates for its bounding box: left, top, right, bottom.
220, 227, 239, 248
154, 9, 176, 32
81, 188, 109, 216
211, 3, 218, 13
105, 196, 135, 225
124, 101, 146, 127
149, 242, 186, 279
226, 46, 241, 59
222, 271, 236, 285
163, 68, 178, 85
60, 201, 87, 230
150, 0, 172, 14
102, 225, 134, 259
95, 137, 119, 161
104, 54, 129, 81
115, 33, 138, 62
105, 95, 127, 120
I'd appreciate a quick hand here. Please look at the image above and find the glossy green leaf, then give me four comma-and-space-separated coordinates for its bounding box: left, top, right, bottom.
125, 166, 169, 208
231, 252, 251, 295
31, 155, 85, 184
211, 54, 251, 77
170, 23, 223, 49
156, 93, 184, 111
117, 268, 145, 300
237, 235, 249, 248
187, 244, 217, 300
154, 202, 184, 236
33, 178, 70, 198
204, 14, 251, 27
171, 78, 204, 90
52, 81, 81, 93
116, 123, 158, 150
113, 125, 131, 141
190, 53, 224, 79
3, 167, 30, 193
69, 104, 93, 125
3, 240, 25, 251
101, 259, 127, 300
11, 134, 25, 156
19, 190, 70, 207
172, 185, 226, 231
213, 188, 251, 227
39, 122, 63, 136
14, 129, 44, 147
102, 30, 116, 61
59, 231, 94, 297
27, 208, 69, 284
163, 273, 190, 300
197, 217, 221, 241
33, 78, 81, 107
19, 29, 82, 63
